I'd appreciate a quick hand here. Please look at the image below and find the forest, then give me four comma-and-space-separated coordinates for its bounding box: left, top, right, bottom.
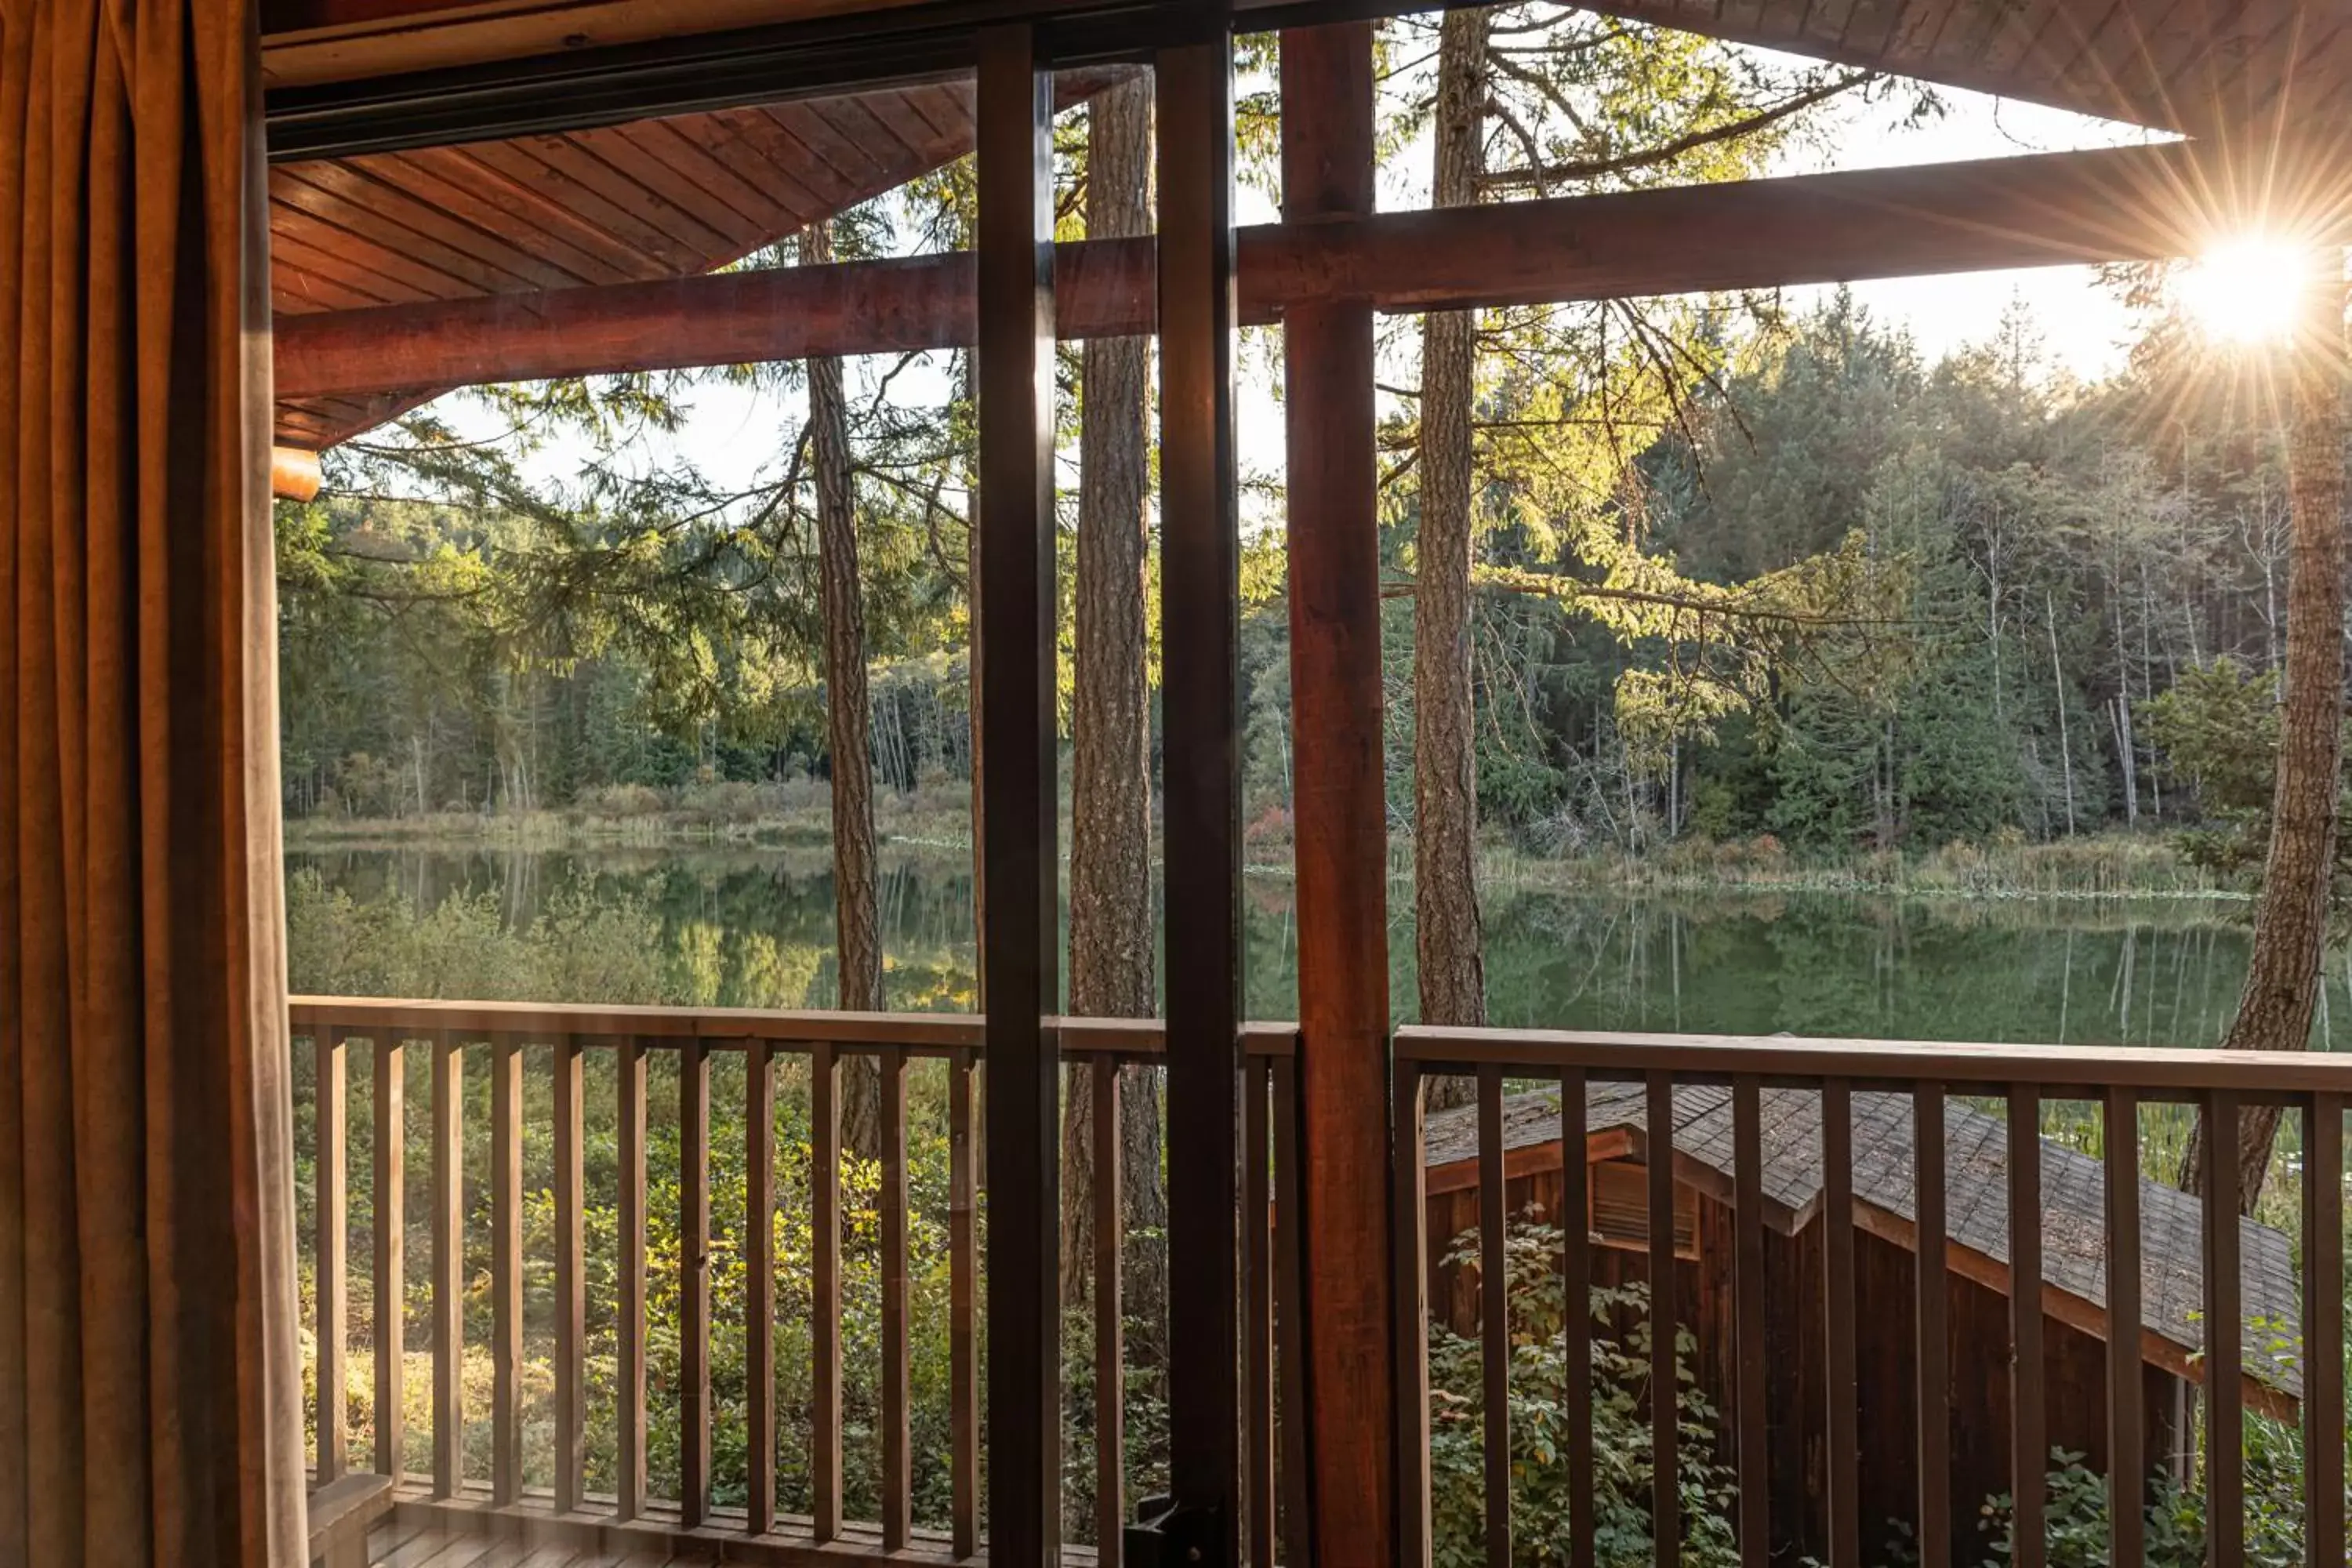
278, 286, 2299, 873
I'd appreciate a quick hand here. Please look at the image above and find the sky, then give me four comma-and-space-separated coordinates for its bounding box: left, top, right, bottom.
1781, 85, 2158, 380
460, 48, 2170, 507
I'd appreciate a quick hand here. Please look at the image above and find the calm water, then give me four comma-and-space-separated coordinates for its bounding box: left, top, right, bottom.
286, 843, 2341, 1049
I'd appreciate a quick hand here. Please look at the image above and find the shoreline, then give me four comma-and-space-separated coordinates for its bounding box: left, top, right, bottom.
286, 811, 2241, 906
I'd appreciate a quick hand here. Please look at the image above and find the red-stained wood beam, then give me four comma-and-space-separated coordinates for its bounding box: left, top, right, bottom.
275, 136, 2352, 406
1280, 22, 1396, 1568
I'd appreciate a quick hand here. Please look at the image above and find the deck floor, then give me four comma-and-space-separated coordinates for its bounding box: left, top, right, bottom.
367, 1518, 686, 1568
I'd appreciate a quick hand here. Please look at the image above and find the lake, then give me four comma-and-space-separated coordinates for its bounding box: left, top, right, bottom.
285, 840, 2332, 1049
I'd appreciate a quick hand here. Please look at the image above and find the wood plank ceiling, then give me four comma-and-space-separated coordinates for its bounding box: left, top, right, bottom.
270, 71, 1119, 450
1577, 0, 2349, 138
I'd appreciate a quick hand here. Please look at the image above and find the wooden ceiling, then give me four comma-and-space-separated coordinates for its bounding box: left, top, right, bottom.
260, 0, 2352, 137
270, 71, 1118, 449
1580, 0, 2348, 137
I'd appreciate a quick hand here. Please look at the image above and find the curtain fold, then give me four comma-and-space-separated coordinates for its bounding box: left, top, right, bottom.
0, 0, 307, 1555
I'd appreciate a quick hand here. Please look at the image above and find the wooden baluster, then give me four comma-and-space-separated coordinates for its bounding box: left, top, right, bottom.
1822, 1079, 1859, 1568
2305, 1092, 2345, 1568
316, 1022, 349, 1482
553, 1036, 584, 1515
1560, 1069, 1594, 1568
618, 1038, 648, 1523
2104, 1087, 2143, 1568
883, 1047, 913, 1555
1094, 1055, 1124, 1568
1915, 1083, 1949, 1568
1392, 1055, 1430, 1568
1732, 1075, 1766, 1568
373, 1034, 405, 1483
2203, 1090, 2243, 1568
746, 1039, 775, 1537
812, 1040, 842, 1544
949, 1047, 979, 1561
1273, 1056, 1312, 1568
1646, 1072, 1678, 1568
1245, 1052, 1274, 1568
1478, 1064, 1511, 1568
681, 1037, 711, 1526
2005, 1086, 2045, 1568
429, 1033, 464, 1499
491, 1034, 522, 1507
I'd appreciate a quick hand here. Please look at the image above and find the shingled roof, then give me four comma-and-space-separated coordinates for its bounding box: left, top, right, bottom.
1426, 1081, 2305, 1400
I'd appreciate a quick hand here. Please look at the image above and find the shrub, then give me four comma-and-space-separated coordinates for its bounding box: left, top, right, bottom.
1977, 1415, 2333, 1568
576, 782, 670, 818
1427, 1217, 1740, 1568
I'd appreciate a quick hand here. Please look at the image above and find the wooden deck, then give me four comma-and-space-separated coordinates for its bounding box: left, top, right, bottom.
363, 1498, 1110, 1566
368, 1518, 677, 1567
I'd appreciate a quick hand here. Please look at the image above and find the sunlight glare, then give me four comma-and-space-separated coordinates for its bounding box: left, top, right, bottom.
2180, 239, 2312, 347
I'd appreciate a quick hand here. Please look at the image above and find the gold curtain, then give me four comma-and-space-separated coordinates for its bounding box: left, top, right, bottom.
0, 0, 307, 1556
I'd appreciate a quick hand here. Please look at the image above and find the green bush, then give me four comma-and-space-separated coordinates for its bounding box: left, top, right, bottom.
1426, 1218, 1739, 1568
1976, 1419, 2321, 1568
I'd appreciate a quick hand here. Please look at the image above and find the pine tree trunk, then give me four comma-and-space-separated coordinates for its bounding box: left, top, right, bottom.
1414, 8, 1489, 1092
1059, 76, 1167, 1353
2184, 254, 2348, 1215
807, 220, 887, 1160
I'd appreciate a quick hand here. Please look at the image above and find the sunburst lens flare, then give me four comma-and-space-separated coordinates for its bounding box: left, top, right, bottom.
2180, 239, 2313, 347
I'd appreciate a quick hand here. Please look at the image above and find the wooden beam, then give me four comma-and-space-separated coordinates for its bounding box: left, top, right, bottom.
262, 0, 1250, 91
262, 0, 906, 88
274, 138, 2352, 406
1279, 21, 1396, 1568
975, 23, 1061, 1568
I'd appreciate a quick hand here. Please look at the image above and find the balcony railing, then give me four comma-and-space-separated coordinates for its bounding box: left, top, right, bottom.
1394, 1027, 2351, 1568
294, 998, 2352, 1568
290, 996, 1305, 1565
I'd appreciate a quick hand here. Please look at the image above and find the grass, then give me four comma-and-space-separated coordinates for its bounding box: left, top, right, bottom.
292, 780, 2234, 907
1481, 829, 2236, 902
286, 778, 978, 852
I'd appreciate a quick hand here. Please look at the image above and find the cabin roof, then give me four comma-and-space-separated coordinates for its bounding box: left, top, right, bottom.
1426, 1081, 2305, 1398
268, 68, 1127, 451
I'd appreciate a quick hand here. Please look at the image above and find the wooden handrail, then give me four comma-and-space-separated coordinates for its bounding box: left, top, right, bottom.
287, 994, 1299, 1056
1396, 1023, 2352, 1097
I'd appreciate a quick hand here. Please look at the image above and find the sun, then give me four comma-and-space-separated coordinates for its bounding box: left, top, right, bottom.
2177, 238, 2314, 347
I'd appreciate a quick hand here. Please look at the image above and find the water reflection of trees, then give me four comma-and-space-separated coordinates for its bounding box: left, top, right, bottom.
287, 848, 2314, 1050
1465, 891, 2264, 1047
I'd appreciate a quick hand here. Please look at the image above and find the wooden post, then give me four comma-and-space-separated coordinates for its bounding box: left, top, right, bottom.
1280, 22, 1398, 1568
1159, 30, 1243, 1561
978, 24, 1062, 1567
